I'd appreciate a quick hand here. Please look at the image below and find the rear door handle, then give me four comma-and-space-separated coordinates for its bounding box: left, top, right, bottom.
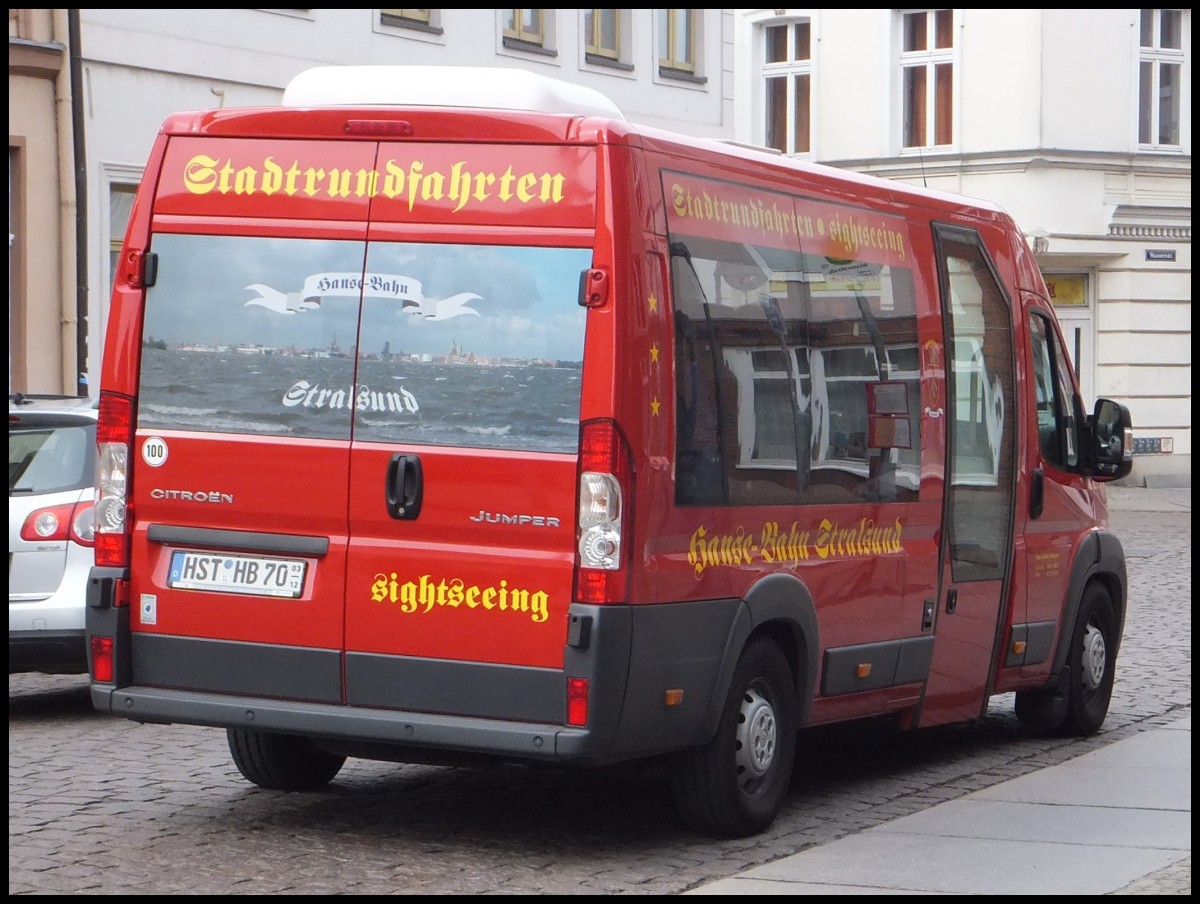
385, 453, 423, 520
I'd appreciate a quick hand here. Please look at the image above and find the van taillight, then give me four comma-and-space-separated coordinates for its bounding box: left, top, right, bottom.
94, 391, 134, 571
574, 419, 632, 604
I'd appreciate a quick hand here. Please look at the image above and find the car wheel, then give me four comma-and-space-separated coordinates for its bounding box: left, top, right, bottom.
227, 728, 346, 790
1059, 583, 1118, 736
1014, 582, 1118, 735
671, 637, 796, 838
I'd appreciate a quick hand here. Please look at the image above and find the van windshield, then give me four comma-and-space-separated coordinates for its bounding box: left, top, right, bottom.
137, 233, 590, 452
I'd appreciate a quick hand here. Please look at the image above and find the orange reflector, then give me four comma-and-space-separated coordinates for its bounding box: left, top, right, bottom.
856, 663, 872, 679
664, 688, 684, 706
1012, 640, 1027, 655
567, 677, 589, 726
91, 635, 114, 683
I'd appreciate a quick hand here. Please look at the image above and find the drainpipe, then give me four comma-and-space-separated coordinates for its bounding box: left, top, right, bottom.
52, 9, 88, 397
69, 9, 88, 397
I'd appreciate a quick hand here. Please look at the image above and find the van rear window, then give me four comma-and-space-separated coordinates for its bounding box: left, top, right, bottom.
137, 234, 589, 453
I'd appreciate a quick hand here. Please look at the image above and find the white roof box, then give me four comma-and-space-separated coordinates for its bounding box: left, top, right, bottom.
282, 65, 625, 120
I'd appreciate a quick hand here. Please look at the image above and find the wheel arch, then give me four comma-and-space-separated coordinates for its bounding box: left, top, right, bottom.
1054, 529, 1127, 676
701, 572, 819, 739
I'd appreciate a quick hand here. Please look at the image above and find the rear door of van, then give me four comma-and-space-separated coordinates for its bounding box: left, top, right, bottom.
130, 136, 376, 702
338, 141, 595, 721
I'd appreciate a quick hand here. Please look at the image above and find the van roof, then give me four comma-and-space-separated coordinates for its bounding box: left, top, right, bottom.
282, 65, 626, 121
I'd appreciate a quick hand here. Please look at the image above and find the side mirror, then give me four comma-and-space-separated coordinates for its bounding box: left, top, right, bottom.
1088, 398, 1133, 482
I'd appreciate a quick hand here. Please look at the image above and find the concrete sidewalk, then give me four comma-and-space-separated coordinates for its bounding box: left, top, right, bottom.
685, 715, 1190, 896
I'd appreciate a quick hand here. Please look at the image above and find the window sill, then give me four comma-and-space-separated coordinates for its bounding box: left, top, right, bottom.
380, 17, 444, 37
657, 66, 706, 86
502, 37, 557, 58
585, 53, 633, 72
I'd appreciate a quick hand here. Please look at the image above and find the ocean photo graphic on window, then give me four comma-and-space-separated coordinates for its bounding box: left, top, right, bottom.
138, 234, 591, 451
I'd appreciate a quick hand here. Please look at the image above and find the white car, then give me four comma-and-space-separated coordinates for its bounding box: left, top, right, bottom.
9, 393, 98, 674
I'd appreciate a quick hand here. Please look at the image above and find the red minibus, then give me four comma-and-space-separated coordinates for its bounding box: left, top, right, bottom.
87, 66, 1134, 838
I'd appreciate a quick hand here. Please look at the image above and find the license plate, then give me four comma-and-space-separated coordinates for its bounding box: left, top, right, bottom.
167, 550, 307, 598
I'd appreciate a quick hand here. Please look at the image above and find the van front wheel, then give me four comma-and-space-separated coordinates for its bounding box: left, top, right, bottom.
1014, 582, 1118, 735
1060, 583, 1118, 736
227, 728, 346, 791
671, 638, 796, 838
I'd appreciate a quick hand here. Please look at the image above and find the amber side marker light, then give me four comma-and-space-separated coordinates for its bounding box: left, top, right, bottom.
91, 636, 114, 683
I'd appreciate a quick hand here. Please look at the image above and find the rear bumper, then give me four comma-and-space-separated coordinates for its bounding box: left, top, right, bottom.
87, 564, 748, 766
89, 683, 593, 761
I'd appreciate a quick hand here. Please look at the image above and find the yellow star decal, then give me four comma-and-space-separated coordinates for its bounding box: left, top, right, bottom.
651, 398, 661, 416
650, 343, 660, 364
648, 293, 658, 314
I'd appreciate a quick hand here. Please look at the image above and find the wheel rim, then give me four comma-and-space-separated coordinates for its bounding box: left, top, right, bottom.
734, 683, 777, 790
1081, 621, 1107, 691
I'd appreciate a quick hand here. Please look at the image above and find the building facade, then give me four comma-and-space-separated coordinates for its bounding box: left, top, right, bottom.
733, 8, 1191, 486
7, 9, 1189, 484
8, 9, 83, 396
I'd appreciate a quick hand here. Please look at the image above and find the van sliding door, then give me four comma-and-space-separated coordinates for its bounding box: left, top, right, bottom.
920, 224, 1017, 726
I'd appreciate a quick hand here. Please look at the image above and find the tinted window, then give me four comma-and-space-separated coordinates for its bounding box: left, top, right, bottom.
938, 228, 1016, 583
9, 422, 95, 495
671, 237, 921, 506
1029, 312, 1080, 469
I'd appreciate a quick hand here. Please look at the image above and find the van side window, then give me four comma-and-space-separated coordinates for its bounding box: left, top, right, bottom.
1029, 312, 1080, 469
669, 236, 921, 506
937, 228, 1016, 582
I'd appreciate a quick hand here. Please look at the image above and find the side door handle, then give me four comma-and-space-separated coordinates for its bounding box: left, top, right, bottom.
1030, 467, 1044, 520
385, 453, 423, 520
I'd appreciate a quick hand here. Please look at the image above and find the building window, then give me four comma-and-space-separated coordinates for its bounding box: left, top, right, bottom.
1139, 8, 1184, 147
901, 9, 954, 149
503, 9, 546, 48
762, 19, 811, 155
379, 9, 442, 35
585, 9, 621, 61
658, 9, 698, 77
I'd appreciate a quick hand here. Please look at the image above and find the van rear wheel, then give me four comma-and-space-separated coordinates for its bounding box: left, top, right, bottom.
227, 728, 346, 790
671, 638, 796, 838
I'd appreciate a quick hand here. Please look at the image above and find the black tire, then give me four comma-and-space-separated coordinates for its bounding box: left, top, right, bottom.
227, 728, 346, 791
1014, 582, 1118, 735
671, 638, 797, 838
1060, 582, 1118, 735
